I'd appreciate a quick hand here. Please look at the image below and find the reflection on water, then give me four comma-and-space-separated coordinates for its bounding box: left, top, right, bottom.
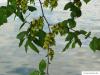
0, 0, 100, 75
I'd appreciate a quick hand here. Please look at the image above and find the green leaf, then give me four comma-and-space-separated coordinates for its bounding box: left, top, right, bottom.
65, 32, 74, 41
64, 2, 73, 10
39, 59, 46, 72
89, 37, 100, 52
28, 6, 37, 12
8, 0, 17, 10
19, 22, 26, 30
85, 32, 91, 39
19, 38, 25, 47
74, 31, 80, 35
74, 1, 82, 8
6, 5, 15, 17
33, 30, 46, 47
33, 38, 43, 47
16, 10, 25, 22
40, 71, 45, 75
30, 70, 40, 75
80, 30, 87, 35
0, 14, 7, 25
24, 40, 29, 53
17, 31, 27, 51
62, 20, 68, 26
83, 0, 91, 4
89, 37, 98, 52
63, 41, 72, 52
0, 7, 7, 25
77, 39, 82, 47
67, 19, 76, 28
72, 40, 76, 48
28, 40, 39, 53
70, 5, 82, 17
9, 0, 16, 5
17, 31, 26, 40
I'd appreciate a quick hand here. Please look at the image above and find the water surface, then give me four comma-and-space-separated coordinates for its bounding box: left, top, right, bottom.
0, 0, 100, 75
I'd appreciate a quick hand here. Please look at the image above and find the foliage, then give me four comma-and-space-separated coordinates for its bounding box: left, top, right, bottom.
30, 59, 46, 75
0, 0, 100, 75
89, 37, 100, 52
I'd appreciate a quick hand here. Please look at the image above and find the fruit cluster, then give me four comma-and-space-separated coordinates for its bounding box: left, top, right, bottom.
43, 33, 55, 49
30, 17, 44, 37
16, 0, 28, 12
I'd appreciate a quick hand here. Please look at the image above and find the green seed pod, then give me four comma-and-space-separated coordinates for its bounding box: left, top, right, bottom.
49, 48, 54, 60
21, 0, 28, 12
43, 0, 49, 7
16, 0, 21, 5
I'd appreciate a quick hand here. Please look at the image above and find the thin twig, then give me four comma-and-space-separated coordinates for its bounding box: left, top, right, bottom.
38, 0, 51, 75
38, 0, 51, 32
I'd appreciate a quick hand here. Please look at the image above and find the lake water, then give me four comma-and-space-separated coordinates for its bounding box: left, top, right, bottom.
0, 0, 100, 75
